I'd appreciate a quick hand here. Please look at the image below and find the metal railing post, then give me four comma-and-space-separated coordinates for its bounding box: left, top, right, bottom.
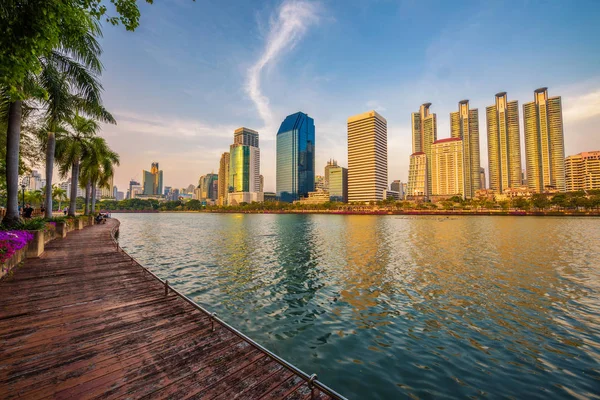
309, 374, 318, 399
210, 312, 217, 332
164, 280, 169, 296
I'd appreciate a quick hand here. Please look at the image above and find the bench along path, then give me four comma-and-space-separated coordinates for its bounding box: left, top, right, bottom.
0, 219, 338, 399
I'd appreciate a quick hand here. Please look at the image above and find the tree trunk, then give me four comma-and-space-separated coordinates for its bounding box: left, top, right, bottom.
44, 131, 55, 219
4, 101, 22, 226
91, 185, 97, 213
69, 160, 79, 217
84, 181, 90, 215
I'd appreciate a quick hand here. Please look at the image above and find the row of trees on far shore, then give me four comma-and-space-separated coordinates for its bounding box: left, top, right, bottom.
1, 1, 153, 226
94, 190, 600, 212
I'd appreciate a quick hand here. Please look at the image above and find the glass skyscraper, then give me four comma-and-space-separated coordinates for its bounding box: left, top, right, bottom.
276, 112, 315, 202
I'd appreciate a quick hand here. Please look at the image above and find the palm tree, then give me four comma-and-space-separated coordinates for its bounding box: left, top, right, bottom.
52, 185, 68, 212
24, 190, 44, 207
56, 114, 100, 217
80, 136, 119, 214
2, 13, 110, 226
37, 22, 115, 219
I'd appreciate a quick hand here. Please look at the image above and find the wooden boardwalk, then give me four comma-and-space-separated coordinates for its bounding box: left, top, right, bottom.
0, 220, 338, 399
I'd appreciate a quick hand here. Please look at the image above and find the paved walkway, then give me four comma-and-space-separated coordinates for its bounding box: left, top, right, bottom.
0, 220, 335, 399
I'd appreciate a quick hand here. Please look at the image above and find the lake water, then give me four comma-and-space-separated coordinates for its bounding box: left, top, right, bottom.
116, 213, 600, 399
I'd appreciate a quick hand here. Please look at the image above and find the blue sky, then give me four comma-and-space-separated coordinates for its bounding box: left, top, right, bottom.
98, 0, 600, 192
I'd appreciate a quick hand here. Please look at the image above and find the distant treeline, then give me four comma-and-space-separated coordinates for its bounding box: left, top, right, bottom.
95, 190, 600, 213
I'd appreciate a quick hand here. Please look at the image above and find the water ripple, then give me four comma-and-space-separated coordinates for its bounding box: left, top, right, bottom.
117, 213, 600, 399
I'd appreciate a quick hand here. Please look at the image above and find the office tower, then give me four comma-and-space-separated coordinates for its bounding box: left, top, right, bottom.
486, 92, 522, 193
329, 166, 348, 202
390, 180, 405, 199
164, 186, 172, 196
480, 168, 486, 190
324, 159, 339, 189
565, 151, 600, 191
128, 179, 140, 199
450, 100, 480, 198
197, 174, 218, 200
142, 162, 163, 195
229, 127, 261, 204
259, 175, 264, 193
347, 110, 387, 202
276, 112, 315, 202
116, 191, 124, 201
407, 153, 426, 198
218, 152, 230, 206
410, 103, 437, 197
234, 127, 259, 147
523, 88, 566, 192
431, 138, 465, 197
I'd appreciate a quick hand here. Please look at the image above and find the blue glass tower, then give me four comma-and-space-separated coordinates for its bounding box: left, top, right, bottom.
276, 112, 315, 202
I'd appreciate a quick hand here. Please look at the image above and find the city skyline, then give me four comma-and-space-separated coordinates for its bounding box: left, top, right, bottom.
91, 1, 600, 192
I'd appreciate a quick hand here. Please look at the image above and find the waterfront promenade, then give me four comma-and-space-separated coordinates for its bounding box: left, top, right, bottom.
0, 220, 338, 399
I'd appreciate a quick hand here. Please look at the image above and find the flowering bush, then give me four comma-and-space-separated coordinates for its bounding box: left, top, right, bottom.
0, 231, 34, 263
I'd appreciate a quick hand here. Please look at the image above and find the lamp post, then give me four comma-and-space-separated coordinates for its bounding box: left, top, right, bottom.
20, 176, 29, 216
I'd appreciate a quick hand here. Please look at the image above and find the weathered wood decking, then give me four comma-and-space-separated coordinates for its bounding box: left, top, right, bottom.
0, 220, 336, 399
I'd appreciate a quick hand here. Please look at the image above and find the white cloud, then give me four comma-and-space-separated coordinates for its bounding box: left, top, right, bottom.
563, 89, 600, 123
245, 0, 321, 129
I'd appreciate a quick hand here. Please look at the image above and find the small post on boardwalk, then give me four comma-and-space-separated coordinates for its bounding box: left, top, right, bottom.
210, 312, 217, 332
164, 280, 169, 296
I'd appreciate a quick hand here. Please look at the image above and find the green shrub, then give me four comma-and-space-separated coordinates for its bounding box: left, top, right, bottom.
1, 218, 48, 231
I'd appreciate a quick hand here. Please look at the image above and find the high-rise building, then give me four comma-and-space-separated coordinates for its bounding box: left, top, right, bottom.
431, 138, 465, 197
324, 159, 339, 189
486, 92, 522, 193
218, 152, 230, 206
565, 151, 600, 191
411, 103, 437, 196
234, 127, 259, 147
407, 153, 426, 198
128, 179, 140, 199
164, 186, 172, 196
143, 162, 163, 195
229, 127, 261, 204
276, 112, 315, 202
450, 100, 480, 198
480, 168, 486, 190
116, 191, 124, 201
101, 175, 114, 198
328, 166, 348, 202
197, 174, 218, 201
523, 88, 566, 192
347, 110, 387, 202
390, 180, 405, 199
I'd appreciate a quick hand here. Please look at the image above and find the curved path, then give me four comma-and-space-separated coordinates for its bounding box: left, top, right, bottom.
0, 219, 335, 399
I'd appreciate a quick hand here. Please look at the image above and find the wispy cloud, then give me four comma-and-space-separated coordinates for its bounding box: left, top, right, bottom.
563, 89, 600, 123
111, 110, 237, 139
245, 0, 321, 129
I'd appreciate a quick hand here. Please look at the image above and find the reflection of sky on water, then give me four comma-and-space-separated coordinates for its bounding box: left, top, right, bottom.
118, 214, 600, 400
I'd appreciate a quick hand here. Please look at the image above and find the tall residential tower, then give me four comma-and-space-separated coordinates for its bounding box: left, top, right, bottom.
347, 110, 387, 202
486, 92, 522, 193
451, 100, 481, 198
217, 152, 230, 206
276, 112, 315, 202
523, 88, 566, 192
409, 103, 437, 197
